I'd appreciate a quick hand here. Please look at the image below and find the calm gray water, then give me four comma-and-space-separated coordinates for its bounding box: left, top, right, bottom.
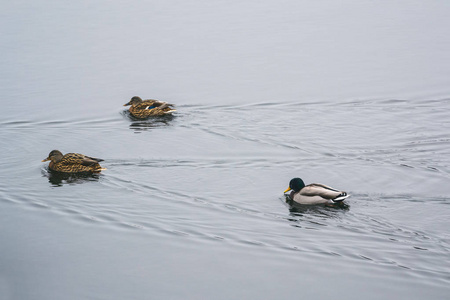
1, 1, 450, 299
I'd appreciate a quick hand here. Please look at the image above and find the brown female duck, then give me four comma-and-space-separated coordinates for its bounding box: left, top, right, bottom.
42, 150, 105, 173
123, 96, 176, 118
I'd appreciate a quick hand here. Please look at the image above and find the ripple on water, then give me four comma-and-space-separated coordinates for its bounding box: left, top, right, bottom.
0, 99, 449, 293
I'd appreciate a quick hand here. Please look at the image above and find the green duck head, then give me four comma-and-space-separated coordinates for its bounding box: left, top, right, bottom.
124, 96, 143, 106
42, 150, 63, 163
284, 177, 305, 193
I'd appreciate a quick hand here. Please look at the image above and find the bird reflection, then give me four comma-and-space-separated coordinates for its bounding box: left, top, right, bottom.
284, 194, 349, 215
43, 169, 101, 187
122, 111, 175, 132
283, 194, 350, 229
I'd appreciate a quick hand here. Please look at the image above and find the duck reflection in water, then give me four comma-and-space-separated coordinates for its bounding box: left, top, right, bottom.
283, 194, 349, 229
43, 169, 101, 187
122, 110, 175, 132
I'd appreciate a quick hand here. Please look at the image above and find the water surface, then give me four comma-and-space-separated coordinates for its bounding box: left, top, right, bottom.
1, 1, 450, 299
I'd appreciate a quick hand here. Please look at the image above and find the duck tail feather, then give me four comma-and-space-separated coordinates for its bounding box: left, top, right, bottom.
332, 192, 350, 203
158, 103, 171, 109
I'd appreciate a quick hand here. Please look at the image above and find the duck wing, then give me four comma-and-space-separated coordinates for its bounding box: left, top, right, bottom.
301, 184, 346, 200
137, 100, 173, 110
81, 155, 104, 165
157, 101, 175, 109
62, 153, 103, 166
148, 100, 174, 109
134, 101, 156, 110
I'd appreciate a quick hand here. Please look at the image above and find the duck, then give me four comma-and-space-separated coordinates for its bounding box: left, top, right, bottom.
284, 178, 349, 205
123, 96, 176, 118
42, 150, 106, 173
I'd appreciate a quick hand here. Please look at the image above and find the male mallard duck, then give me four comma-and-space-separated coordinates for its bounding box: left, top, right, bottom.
42, 150, 106, 173
123, 96, 176, 118
284, 178, 349, 205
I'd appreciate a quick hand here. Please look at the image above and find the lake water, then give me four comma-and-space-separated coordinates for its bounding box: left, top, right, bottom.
1, 1, 450, 299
